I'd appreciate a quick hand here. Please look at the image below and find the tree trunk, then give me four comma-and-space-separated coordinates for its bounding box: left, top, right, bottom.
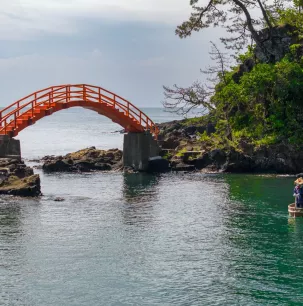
233, 0, 271, 61
256, 0, 273, 30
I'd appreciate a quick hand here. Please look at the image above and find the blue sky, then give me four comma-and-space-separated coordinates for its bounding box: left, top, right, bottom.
0, 0, 222, 107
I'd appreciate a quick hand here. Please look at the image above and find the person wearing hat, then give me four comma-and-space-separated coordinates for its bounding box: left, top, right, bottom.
294, 178, 303, 208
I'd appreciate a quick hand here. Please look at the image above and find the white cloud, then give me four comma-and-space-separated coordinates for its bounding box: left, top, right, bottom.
0, 0, 191, 39
0, 1, 219, 108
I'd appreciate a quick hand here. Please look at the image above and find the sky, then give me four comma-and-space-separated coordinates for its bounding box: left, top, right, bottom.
0, 0, 222, 107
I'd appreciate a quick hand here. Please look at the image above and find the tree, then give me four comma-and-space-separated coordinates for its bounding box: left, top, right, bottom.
176, 0, 292, 56
163, 42, 229, 115
278, 0, 303, 33
163, 1, 301, 117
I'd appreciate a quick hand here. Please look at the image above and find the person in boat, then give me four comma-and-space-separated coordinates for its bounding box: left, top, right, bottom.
293, 178, 303, 208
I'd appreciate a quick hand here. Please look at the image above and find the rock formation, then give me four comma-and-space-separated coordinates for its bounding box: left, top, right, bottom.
0, 158, 41, 196
158, 120, 303, 174
42, 147, 123, 172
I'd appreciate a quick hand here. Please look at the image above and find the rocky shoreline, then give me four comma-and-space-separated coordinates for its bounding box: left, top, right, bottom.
157, 120, 303, 174
37, 119, 303, 175
2, 118, 303, 197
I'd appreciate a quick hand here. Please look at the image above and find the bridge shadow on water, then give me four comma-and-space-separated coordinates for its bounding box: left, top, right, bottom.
120, 172, 160, 226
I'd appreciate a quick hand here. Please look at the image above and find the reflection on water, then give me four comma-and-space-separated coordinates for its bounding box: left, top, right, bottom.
1, 172, 303, 305
121, 173, 159, 226
0, 201, 22, 236
123, 172, 159, 202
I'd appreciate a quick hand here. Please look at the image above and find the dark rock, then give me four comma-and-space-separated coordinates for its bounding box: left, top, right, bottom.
0, 158, 41, 197
294, 45, 303, 61
196, 126, 207, 134
111, 160, 123, 171
158, 121, 183, 134
73, 160, 96, 172
0, 174, 41, 197
238, 139, 254, 155
161, 137, 180, 150
206, 123, 216, 135
232, 58, 255, 83
43, 159, 72, 172
184, 126, 197, 135
94, 163, 112, 171
158, 115, 303, 174
193, 153, 212, 170
54, 197, 65, 202
182, 151, 204, 163
147, 157, 170, 173
41, 155, 56, 161
11, 165, 34, 178
255, 24, 300, 63
172, 163, 195, 172
209, 149, 227, 167
222, 151, 253, 173
42, 148, 123, 173
104, 152, 115, 159
0, 158, 15, 167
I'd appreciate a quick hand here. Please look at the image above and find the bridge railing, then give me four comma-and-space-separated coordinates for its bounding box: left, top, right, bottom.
0, 84, 159, 137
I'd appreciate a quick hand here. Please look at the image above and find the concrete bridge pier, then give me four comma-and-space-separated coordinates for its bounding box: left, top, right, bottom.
0, 133, 160, 171
0, 136, 21, 159
123, 132, 160, 171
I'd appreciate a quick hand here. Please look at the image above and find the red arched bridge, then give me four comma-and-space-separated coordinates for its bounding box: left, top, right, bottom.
0, 84, 159, 138
0, 84, 160, 171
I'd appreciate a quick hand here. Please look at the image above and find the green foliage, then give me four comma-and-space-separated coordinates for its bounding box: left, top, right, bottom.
162, 151, 173, 160
181, 115, 211, 127
254, 134, 279, 146
237, 47, 254, 64
211, 48, 303, 146
198, 131, 211, 142
176, 148, 187, 157
278, 7, 303, 37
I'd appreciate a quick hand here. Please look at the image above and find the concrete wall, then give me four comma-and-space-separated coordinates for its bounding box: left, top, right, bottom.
123, 132, 160, 171
0, 136, 21, 159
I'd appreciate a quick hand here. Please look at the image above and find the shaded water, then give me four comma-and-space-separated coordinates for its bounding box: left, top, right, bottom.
1, 108, 303, 305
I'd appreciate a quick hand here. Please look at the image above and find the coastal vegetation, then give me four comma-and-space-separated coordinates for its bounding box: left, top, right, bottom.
163, 0, 303, 149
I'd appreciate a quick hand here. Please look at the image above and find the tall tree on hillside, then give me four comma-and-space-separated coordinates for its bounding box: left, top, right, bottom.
176, 0, 292, 57
163, 0, 297, 115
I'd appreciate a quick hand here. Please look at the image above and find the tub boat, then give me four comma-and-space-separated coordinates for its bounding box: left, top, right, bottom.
288, 203, 303, 217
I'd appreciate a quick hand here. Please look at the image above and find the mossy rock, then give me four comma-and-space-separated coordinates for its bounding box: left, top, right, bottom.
0, 174, 41, 197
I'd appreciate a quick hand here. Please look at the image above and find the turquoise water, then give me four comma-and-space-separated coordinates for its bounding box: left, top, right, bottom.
1, 108, 303, 305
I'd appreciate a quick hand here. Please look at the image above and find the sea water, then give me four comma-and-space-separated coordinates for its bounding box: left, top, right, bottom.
1, 108, 302, 305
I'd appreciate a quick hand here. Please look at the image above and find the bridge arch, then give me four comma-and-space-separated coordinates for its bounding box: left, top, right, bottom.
0, 84, 159, 138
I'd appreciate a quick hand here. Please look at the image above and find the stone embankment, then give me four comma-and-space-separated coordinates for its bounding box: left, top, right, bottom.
0, 158, 41, 196
158, 120, 303, 174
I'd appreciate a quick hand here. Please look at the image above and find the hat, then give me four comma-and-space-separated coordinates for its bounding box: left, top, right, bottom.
295, 177, 303, 185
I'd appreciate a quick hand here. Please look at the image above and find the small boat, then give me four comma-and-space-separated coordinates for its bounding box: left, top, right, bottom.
288, 203, 303, 217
